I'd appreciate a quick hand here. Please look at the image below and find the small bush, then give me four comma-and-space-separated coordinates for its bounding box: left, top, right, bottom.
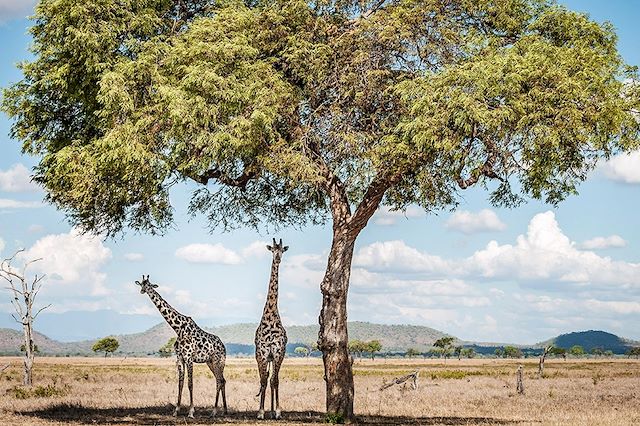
325, 412, 345, 424
6, 384, 69, 399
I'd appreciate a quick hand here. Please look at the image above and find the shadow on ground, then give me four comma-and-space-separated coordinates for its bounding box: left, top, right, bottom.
17, 404, 534, 425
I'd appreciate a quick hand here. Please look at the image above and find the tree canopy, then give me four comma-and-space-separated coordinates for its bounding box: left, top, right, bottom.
92, 337, 120, 357
3, 0, 638, 237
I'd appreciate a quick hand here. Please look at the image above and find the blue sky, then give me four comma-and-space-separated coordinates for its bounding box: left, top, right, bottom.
0, 1, 639, 344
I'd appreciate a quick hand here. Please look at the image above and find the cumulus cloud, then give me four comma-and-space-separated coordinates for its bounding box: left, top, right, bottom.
445, 209, 506, 234
0, 198, 41, 209
0, 164, 39, 192
353, 240, 449, 274
373, 206, 425, 226
20, 229, 113, 296
580, 235, 626, 250
175, 243, 242, 265
124, 252, 144, 262
0, 0, 36, 22
466, 212, 640, 287
241, 240, 270, 258
359, 212, 639, 289
600, 151, 640, 184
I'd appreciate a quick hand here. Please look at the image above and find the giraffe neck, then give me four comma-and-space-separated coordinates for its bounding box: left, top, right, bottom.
146, 287, 189, 332
262, 257, 281, 318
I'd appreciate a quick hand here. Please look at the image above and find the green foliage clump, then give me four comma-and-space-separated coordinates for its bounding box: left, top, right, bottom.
92, 337, 119, 357
159, 337, 176, 358
405, 348, 421, 358
570, 345, 586, 357
433, 337, 456, 358
294, 346, 309, 357
324, 412, 345, 424
503, 346, 524, 358
7, 383, 69, 399
348, 339, 383, 359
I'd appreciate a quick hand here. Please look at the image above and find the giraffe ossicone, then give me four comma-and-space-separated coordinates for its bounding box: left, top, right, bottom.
135, 275, 228, 418
255, 238, 288, 420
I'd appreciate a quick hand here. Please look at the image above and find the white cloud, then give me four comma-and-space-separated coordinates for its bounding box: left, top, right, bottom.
19, 229, 112, 296
580, 235, 626, 250
0, 164, 39, 192
241, 240, 270, 258
445, 209, 506, 234
175, 243, 242, 265
600, 151, 640, 184
353, 211, 640, 289
0, 237, 4, 253
353, 240, 449, 274
466, 212, 640, 287
27, 224, 45, 233
0, 198, 41, 209
281, 253, 326, 289
124, 252, 144, 262
373, 206, 425, 226
0, 0, 36, 22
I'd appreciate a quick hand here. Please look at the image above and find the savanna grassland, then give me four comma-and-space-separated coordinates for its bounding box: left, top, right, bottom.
0, 356, 638, 425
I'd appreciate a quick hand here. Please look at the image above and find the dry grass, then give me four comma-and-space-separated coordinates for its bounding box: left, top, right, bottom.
0, 356, 638, 425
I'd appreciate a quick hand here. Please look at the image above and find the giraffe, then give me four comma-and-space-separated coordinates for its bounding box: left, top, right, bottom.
135, 275, 227, 418
255, 238, 288, 420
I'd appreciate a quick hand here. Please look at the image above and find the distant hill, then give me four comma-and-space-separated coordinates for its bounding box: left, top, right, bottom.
0, 328, 86, 356
1, 324, 637, 357
0, 321, 450, 356
536, 330, 638, 353
103, 321, 450, 354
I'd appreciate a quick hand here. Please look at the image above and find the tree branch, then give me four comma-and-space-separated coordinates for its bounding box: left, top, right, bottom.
33, 304, 51, 321
349, 171, 404, 235
302, 135, 352, 225
186, 167, 257, 188
456, 138, 504, 189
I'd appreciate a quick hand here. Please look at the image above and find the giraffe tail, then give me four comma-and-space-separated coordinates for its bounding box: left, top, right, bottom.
255, 360, 272, 397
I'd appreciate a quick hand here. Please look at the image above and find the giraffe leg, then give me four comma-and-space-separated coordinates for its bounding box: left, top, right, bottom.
208, 361, 227, 416
271, 355, 284, 420
256, 357, 269, 419
187, 361, 195, 418
174, 360, 184, 416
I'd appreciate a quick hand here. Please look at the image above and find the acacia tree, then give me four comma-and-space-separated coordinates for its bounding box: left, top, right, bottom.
0, 250, 50, 386
434, 336, 455, 358
159, 337, 177, 358
92, 337, 120, 357
2, 0, 639, 419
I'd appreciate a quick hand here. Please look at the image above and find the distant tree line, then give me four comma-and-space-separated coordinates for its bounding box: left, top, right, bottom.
348, 340, 383, 360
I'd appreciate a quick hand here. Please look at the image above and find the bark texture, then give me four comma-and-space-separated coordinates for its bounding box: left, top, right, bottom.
318, 231, 357, 421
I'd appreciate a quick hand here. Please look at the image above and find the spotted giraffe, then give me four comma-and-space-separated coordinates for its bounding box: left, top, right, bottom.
255, 239, 288, 419
135, 275, 227, 418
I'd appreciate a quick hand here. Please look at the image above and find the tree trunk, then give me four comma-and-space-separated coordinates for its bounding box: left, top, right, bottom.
318, 231, 357, 422
23, 321, 33, 386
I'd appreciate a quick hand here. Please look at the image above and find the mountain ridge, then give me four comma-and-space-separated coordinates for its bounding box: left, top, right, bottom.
0, 323, 637, 356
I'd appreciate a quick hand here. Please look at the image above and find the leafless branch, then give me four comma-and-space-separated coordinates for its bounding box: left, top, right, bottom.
33, 304, 52, 321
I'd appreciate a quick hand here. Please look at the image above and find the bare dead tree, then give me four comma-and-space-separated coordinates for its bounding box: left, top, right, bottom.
380, 371, 419, 391
516, 365, 525, 395
538, 345, 552, 378
0, 250, 50, 386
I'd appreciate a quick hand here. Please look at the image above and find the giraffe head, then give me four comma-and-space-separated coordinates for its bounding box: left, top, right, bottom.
135, 275, 158, 294
266, 238, 288, 263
